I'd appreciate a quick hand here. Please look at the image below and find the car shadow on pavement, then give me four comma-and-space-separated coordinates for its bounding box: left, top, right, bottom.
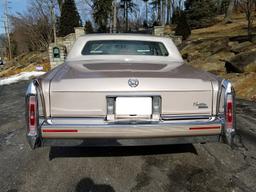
75, 178, 115, 192
48, 143, 197, 160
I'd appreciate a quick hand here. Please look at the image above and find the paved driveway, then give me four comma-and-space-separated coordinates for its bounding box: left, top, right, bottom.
0, 81, 256, 192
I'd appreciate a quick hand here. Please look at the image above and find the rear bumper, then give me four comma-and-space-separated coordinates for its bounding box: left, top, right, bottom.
42, 136, 220, 147
40, 117, 223, 139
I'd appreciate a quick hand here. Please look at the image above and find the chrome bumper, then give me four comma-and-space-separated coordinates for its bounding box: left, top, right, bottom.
40, 117, 223, 139
40, 117, 222, 147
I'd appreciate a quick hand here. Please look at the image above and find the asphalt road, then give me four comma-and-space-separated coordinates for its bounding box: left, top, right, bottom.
0, 81, 256, 192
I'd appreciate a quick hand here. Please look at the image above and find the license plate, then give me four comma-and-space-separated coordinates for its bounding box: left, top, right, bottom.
115, 97, 152, 115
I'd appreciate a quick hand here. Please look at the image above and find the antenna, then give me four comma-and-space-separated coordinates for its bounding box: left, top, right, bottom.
3, 0, 12, 60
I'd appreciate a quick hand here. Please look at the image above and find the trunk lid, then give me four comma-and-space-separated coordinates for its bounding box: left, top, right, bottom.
49, 62, 215, 117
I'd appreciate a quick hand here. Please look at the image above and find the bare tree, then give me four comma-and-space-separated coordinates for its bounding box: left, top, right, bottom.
143, 0, 149, 25
224, 0, 235, 23
10, 0, 54, 54
119, 0, 138, 32
81, 0, 94, 9
76, 0, 94, 22
151, 0, 161, 25
240, 0, 255, 38
0, 35, 7, 58
162, 0, 166, 24
166, 0, 172, 24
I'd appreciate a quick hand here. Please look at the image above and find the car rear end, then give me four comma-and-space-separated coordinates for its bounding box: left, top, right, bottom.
25, 35, 236, 149
25, 76, 236, 149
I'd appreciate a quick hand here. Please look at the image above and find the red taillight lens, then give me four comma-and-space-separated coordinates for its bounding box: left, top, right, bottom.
28, 96, 37, 135
227, 102, 233, 122
30, 101, 35, 126
226, 94, 233, 128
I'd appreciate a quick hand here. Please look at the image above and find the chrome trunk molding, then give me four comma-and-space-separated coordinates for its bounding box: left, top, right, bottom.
43, 115, 222, 126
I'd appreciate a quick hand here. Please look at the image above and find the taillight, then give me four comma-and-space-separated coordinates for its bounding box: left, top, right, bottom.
28, 95, 37, 136
225, 94, 233, 129
221, 80, 236, 146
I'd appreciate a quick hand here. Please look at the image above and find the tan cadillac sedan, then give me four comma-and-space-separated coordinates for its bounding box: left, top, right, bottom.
25, 34, 236, 149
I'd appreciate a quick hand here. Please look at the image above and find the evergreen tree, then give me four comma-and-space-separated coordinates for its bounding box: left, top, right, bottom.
172, 9, 182, 25
59, 0, 81, 37
185, 0, 217, 29
92, 0, 113, 33
84, 20, 94, 34
143, 20, 148, 28
57, 0, 63, 12
175, 12, 191, 40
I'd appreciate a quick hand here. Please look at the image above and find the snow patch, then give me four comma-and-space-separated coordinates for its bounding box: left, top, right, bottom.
0, 71, 46, 86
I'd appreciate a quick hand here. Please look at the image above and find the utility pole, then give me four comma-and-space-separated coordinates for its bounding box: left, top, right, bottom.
3, 0, 12, 60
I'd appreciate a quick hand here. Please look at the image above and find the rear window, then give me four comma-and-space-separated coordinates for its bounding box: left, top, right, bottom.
81, 40, 169, 56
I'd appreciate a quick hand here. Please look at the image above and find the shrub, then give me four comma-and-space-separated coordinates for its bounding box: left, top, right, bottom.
175, 12, 191, 40
185, 0, 217, 29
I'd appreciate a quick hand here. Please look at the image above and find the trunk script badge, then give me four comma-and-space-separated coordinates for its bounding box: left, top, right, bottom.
128, 79, 139, 87
193, 102, 208, 109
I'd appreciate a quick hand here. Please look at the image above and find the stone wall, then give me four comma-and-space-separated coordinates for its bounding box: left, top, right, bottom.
153, 25, 183, 46
48, 44, 66, 69
49, 27, 85, 69
153, 26, 165, 36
